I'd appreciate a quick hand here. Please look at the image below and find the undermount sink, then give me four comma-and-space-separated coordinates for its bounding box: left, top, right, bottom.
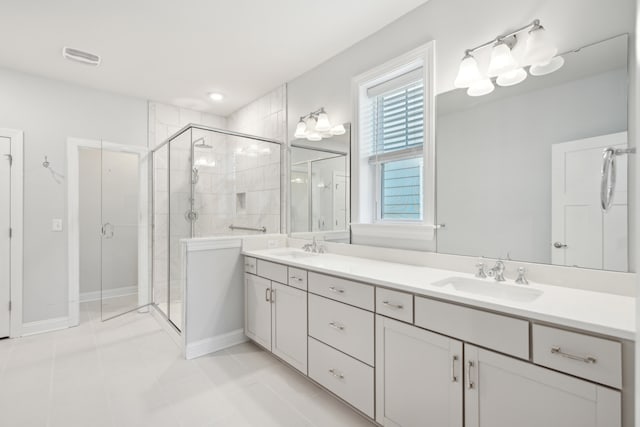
431, 277, 543, 302
269, 248, 318, 259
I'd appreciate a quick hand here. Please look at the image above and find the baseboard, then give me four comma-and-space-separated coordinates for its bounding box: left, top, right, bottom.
184, 329, 248, 360
79, 285, 137, 302
21, 316, 70, 337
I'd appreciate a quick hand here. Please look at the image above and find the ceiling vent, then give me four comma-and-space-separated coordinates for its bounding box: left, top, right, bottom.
62, 47, 101, 66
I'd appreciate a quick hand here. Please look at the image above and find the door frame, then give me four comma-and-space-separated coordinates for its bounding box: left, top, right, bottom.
0, 128, 24, 338
67, 137, 149, 326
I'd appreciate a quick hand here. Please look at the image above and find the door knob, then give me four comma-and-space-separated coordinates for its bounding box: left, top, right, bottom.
553, 242, 567, 249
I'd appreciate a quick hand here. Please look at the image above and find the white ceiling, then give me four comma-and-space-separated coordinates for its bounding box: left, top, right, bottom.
0, 0, 429, 116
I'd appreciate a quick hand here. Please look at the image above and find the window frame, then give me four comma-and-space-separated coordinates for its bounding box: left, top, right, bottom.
351, 42, 436, 241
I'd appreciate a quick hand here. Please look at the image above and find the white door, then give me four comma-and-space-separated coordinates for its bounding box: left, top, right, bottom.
376, 316, 463, 427
464, 344, 620, 427
244, 274, 271, 350
333, 172, 348, 230
551, 132, 628, 271
0, 137, 10, 338
271, 281, 307, 373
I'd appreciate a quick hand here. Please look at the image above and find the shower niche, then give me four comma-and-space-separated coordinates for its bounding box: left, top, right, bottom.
151, 124, 282, 330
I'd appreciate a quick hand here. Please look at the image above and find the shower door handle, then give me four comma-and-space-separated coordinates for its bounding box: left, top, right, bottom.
101, 222, 114, 239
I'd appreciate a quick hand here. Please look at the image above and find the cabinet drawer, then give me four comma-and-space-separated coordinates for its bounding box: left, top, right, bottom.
308, 272, 374, 311
415, 297, 529, 359
532, 324, 622, 389
376, 287, 413, 323
244, 256, 257, 274
308, 337, 374, 418
256, 259, 287, 284
309, 294, 374, 365
288, 267, 308, 291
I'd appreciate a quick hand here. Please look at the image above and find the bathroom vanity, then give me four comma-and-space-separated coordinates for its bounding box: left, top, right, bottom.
242, 247, 634, 427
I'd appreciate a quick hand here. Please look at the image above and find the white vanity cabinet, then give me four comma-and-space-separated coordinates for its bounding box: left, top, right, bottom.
464, 344, 621, 427
244, 254, 629, 427
244, 263, 308, 374
271, 281, 307, 373
245, 274, 272, 349
376, 316, 463, 427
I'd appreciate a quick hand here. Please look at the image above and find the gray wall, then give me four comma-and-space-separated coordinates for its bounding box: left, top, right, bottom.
436, 69, 627, 263
0, 67, 147, 323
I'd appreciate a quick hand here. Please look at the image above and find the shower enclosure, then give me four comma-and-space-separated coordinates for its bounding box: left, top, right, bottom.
151, 124, 282, 331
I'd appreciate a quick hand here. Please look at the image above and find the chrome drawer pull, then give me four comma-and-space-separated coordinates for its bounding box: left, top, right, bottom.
328, 369, 344, 379
467, 360, 475, 389
290, 276, 304, 282
264, 288, 270, 302
382, 301, 403, 309
451, 355, 458, 382
551, 346, 597, 364
328, 322, 345, 331
328, 286, 345, 294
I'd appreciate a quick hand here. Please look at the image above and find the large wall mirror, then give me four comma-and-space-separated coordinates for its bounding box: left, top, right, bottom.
436, 34, 632, 272
289, 123, 351, 243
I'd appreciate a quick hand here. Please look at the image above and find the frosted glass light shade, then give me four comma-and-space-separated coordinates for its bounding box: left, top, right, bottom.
524, 26, 557, 66
315, 112, 331, 132
530, 55, 565, 76
294, 120, 307, 139
307, 132, 322, 141
467, 78, 495, 97
496, 68, 528, 87
454, 54, 482, 88
330, 124, 346, 135
488, 42, 518, 77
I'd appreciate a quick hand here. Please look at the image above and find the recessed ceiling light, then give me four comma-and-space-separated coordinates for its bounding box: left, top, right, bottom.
209, 92, 224, 101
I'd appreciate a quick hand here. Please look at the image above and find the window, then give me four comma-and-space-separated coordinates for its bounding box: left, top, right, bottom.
372, 79, 425, 221
352, 42, 435, 238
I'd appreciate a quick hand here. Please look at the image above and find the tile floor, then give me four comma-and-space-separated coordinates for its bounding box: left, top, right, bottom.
0, 301, 375, 427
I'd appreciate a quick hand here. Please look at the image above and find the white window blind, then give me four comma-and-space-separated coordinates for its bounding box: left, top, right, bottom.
361, 68, 425, 221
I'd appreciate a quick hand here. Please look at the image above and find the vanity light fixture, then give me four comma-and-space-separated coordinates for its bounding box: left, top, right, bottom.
294, 108, 344, 141
454, 19, 563, 96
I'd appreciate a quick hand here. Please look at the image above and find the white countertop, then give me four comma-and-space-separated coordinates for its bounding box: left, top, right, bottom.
243, 248, 636, 341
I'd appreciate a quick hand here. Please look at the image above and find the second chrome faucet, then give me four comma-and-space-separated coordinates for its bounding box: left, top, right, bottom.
475, 259, 527, 284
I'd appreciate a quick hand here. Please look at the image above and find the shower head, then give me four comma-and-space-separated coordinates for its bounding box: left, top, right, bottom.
192, 137, 213, 149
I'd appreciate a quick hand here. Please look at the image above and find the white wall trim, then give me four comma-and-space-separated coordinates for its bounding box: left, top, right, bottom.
184, 237, 242, 252
350, 41, 437, 244
351, 223, 435, 241
0, 128, 24, 338
67, 137, 149, 327
79, 285, 137, 303
184, 328, 248, 360
21, 316, 69, 337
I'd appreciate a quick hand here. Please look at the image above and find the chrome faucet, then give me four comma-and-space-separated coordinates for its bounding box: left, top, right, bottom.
302, 236, 326, 253
475, 260, 487, 278
488, 260, 506, 282
515, 267, 529, 285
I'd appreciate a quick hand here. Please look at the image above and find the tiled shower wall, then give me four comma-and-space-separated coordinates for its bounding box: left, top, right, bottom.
227, 85, 287, 233
148, 102, 226, 320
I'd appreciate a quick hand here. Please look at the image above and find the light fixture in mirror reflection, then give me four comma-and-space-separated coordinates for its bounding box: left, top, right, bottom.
290, 123, 351, 244
294, 107, 347, 141
436, 34, 630, 272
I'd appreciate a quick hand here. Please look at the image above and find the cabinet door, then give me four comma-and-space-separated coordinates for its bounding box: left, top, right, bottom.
464, 344, 621, 427
245, 274, 272, 350
376, 316, 463, 427
271, 281, 308, 373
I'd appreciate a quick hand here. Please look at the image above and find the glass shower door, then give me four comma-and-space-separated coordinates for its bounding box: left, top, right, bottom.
100, 144, 149, 321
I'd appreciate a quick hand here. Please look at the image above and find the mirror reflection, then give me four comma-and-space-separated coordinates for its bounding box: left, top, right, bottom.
436, 35, 630, 272
290, 123, 351, 243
